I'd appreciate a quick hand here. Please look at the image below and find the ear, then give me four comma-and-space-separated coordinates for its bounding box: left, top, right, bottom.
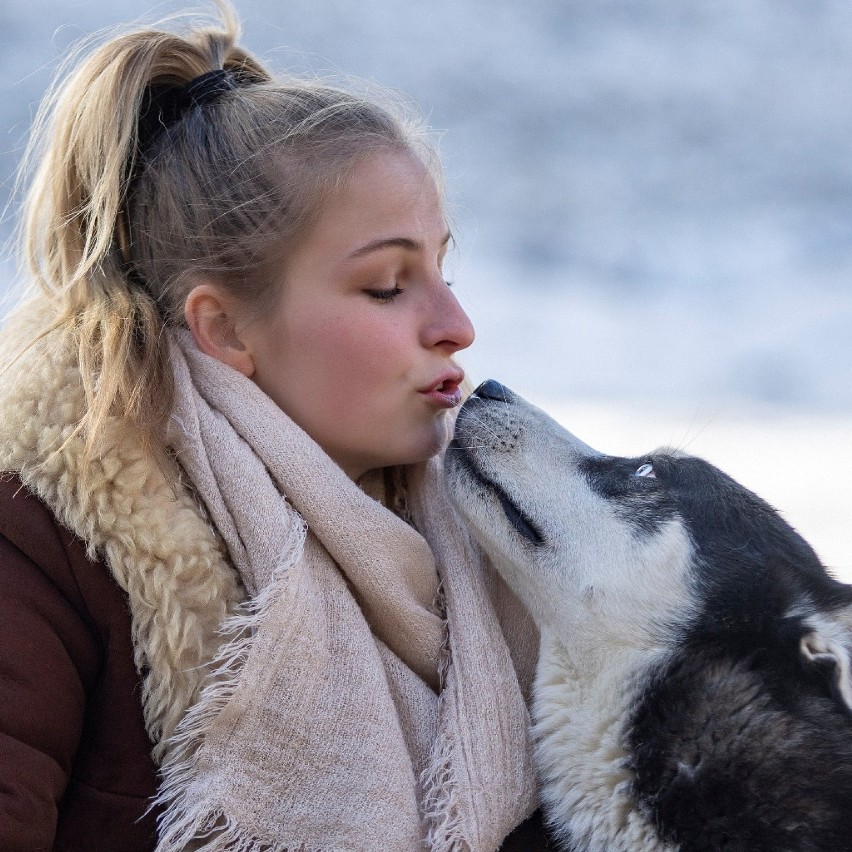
800, 609, 852, 712
184, 283, 255, 377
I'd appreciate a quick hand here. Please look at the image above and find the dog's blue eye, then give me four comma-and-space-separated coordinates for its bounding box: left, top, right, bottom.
634, 463, 656, 478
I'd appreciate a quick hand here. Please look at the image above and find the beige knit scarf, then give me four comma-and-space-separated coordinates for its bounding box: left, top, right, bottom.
154, 331, 538, 851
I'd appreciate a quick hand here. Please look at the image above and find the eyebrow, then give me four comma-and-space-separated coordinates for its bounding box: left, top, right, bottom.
347, 230, 453, 259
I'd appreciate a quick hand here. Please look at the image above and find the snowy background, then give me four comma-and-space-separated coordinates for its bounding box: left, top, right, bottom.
1, 0, 850, 578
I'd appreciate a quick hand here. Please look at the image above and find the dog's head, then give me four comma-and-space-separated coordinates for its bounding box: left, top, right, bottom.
446, 380, 852, 706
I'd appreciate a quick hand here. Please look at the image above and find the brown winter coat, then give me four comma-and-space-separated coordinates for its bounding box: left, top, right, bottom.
0, 474, 161, 850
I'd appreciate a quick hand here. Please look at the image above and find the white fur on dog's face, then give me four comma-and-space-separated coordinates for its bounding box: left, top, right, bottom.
446, 383, 695, 656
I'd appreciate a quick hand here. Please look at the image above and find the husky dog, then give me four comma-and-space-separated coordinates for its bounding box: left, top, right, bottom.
446, 380, 852, 852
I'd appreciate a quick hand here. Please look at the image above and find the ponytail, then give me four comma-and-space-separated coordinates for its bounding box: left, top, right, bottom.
19, 5, 266, 464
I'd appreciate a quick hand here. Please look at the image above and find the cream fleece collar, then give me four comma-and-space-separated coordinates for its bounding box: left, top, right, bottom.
0, 300, 243, 760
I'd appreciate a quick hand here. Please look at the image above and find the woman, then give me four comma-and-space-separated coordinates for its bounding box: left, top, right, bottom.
0, 6, 551, 850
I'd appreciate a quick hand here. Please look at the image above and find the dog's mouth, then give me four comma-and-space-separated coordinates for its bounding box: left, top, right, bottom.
450, 445, 545, 546
494, 486, 545, 546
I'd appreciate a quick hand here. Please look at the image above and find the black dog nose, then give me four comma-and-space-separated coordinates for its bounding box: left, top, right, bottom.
473, 380, 514, 402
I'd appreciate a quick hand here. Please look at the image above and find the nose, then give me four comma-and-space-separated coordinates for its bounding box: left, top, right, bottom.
472, 379, 514, 402
422, 280, 476, 353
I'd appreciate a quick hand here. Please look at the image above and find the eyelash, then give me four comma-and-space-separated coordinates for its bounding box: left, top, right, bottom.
366, 286, 404, 302
365, 280, 453, 302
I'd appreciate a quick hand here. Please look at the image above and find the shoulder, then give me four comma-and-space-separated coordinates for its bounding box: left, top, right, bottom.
0, 473, 101, 663
0, 473, 68, 550
0, 471, 151, 712
0, 473, 160, 851
0, 473, 124, 643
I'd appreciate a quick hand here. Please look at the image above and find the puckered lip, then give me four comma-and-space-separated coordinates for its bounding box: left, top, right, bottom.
418, 367, 466, 395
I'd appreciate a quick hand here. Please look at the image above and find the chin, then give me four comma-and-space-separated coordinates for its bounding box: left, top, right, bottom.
408, 423, 452, 465
349, 415, 453, 475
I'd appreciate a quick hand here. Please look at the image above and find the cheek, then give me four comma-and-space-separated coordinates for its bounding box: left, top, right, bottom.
277, 310, 408, 407
321, 317, 403, 390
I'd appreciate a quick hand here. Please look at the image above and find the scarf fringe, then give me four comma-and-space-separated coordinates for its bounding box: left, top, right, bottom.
156, 808, 321, 852
420, 586, 470, 852
421, 724, 468, 851
154, 519, 307, 851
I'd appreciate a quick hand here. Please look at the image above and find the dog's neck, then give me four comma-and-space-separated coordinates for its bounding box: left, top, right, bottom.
539, 611, 667, 672
532, 632, 675, 852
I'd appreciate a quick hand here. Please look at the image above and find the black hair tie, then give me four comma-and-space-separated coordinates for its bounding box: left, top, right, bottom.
184, 68, 236, 104
137, 68, 237, 155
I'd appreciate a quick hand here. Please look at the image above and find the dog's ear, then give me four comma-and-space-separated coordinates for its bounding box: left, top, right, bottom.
800, 608, 852, 712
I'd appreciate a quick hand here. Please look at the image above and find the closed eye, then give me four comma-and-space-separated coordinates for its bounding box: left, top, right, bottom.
365, 286, 403, 302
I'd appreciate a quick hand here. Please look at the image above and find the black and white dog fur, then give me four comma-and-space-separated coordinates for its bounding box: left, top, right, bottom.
446, 380, 852, 852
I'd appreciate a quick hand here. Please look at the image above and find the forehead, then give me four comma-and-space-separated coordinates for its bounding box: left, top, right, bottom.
307, 148, 446, 256
584, 451, 817, 575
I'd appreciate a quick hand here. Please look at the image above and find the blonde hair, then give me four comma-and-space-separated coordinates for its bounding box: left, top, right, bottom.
15, 4, 437, 465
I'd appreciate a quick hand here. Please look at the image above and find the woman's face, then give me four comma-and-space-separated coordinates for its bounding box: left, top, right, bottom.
240, 148, 475, 480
